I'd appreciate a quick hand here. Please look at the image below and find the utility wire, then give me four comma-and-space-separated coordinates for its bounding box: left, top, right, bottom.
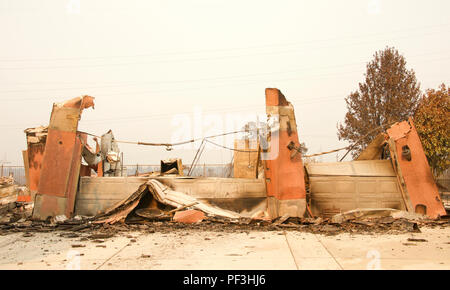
1, 22, 448, 63
2, 49, 445, 90
1, 29, 448, 70
204, 139, 258, 153
302, 123, 393, 159
0, 61, 366, 93
2, 54, 448, 104
100, 130, 247, 148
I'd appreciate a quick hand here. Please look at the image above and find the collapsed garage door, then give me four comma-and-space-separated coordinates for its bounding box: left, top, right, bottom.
305, 160, 406, 218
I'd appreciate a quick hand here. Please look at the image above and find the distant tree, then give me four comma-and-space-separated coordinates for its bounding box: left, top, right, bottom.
414, 84, 450, 177
337, 47, 421, 158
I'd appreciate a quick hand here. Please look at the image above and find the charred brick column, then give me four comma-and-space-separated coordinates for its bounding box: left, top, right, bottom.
263, 88, 306, 218
32, 96, 94, 220
387, 117, 446, 218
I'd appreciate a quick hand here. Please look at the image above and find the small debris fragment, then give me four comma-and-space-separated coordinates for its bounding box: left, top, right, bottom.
407, 238, 427, 242
60, 233, 79, 239
71, 244, 86, 248
173, 209, 205, 224
273, 214, 290, 226
88, 233, 113, 240
53, 215, 68, 223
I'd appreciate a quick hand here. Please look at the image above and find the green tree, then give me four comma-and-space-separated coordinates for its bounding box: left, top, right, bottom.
337, 47, 421, 157
414, 84, 450, 177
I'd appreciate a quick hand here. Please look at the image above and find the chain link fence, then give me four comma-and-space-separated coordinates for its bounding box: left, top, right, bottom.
126, 164, 233, 178
0, 164, 234, 186
0, 166, 27, 186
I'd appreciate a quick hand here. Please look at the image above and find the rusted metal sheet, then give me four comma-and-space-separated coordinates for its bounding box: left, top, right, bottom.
263, 88, 306, 218
19, 150, 32, 202
386, 118, 446, 218
32, 96, 94, 220
356, 134, 387, 161
23, 126, 48, 199
22, 150, 30, 189
306, 160, 407, 216
94, 137, 103, 177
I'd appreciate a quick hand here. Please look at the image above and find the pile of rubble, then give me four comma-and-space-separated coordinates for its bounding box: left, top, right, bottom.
0, 176, 18, 211
1, 202, 448, 239
1, 178, 448, 239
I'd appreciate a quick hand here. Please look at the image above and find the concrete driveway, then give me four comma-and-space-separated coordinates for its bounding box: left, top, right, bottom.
0, 227, 448, 270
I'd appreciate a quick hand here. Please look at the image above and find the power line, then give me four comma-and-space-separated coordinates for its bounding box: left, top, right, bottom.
111, 130, 247, 148
0, 69, 364, 102
78, 95, 346, 125
1, 22, 448, 63
3, 54, 449, 104
0, 28, 448, 70
205, 139, 258, 153
0, 61, 366, 93
0, 94, 348, 130
0, 52, 447, 100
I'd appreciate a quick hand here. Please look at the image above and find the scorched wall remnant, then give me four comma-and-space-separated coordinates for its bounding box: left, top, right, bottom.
263, 88, 307, 219
32, 96, 95, 220
386, 118, 446, 218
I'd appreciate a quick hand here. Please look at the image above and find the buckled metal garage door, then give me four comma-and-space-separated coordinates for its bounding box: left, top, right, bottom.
305, 160, 406, 217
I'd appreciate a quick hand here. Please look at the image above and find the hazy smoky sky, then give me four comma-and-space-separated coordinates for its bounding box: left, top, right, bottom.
0, 0, 449, 166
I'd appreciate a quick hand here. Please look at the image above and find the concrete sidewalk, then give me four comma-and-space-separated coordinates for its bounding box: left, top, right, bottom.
0, 227, 448, 270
